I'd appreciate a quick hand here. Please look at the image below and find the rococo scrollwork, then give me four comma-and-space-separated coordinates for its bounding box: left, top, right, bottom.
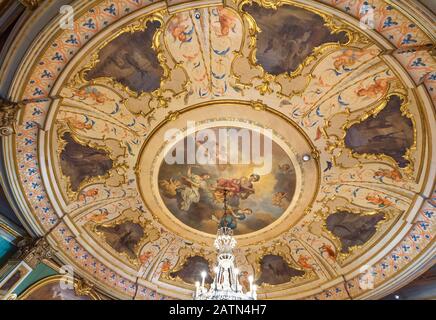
0, 98, 21, 136
1, 0, 434, 300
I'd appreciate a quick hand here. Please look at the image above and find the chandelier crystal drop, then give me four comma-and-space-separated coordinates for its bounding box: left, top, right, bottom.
193, 226, 257, 300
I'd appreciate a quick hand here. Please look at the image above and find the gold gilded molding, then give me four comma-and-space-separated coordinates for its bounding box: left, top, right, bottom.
18, 238, 55, 268
70, 12, 189, 117
248, 241, 316, 289
0, 98, 21, 136
231, 0, 369, 97
71, 14, 162, 94
74, 278, 96, 297
314, 196, 394, 263
19, 0, 42, 10
91, 209, 161, 267
136, 99, 321, 250
7, 0, 433, 300
56, 121, 128, 201
0, 221, 21, 239
250, 99, 267, 111
18, 275, 100, 300
333, 91, 417, 177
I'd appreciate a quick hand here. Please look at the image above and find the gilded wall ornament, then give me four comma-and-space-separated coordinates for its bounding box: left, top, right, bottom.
0, 98, 21, 136
3, 0, 434, 300
20, 238, 55, 268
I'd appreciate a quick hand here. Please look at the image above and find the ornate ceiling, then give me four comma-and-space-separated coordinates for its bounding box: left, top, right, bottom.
0, 0, 435, 299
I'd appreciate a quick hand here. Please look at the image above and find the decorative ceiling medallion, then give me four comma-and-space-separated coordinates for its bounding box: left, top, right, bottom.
137, 102, 319, 246
157, 125, 297, 235
3, 0, 434, 300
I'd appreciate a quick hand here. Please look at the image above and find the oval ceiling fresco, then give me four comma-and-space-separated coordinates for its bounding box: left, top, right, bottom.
157, 126, 297, 236
1, 0, 435, 300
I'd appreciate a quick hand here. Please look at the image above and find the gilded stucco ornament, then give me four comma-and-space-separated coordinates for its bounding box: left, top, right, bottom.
164, 246, 216, 286
17, 275, 101, 300
0, 98, 21, 136
91, 209, 161, 267
324, 90, 417, 178
70, 13, 189, 117
230, 0, 369, 97
18, 238, 55, 268
74, 278, 96, 297
314, 196, 397, 263
247, 241, 317, 288
56, 121, 128, 201
2, 0, 434, 300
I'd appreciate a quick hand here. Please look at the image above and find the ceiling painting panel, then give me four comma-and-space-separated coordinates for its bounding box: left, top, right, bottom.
3, 0, 434, 299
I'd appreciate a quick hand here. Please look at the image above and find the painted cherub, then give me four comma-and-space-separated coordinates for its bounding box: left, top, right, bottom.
332, 48, 377, 71
87, 210, 109, 223
366, 194, 393, 208
272, 192, 290, 209
65, 117, 93, 130
161, 259, 172, 273
139, 251, 153, 265
78, 188, 99, 202
167, 13, 192, 43
374, 168, 402, 182
159, 178, 181, 198
215, 7, 238, 37
356, 77, 395, 98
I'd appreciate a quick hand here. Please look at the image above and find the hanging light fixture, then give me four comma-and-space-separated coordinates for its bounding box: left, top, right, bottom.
194, 190, 257, 300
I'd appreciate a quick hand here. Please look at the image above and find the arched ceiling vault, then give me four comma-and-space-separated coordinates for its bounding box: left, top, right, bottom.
0, 0, 435, 300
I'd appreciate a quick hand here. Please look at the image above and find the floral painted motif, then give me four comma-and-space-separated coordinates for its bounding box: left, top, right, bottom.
9, 0, 435, 300
164, 6, 243, 98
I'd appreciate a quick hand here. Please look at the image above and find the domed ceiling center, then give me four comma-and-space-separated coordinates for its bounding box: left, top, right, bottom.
136, 102, 317, 245
3, 0, 434, 300
157, 125, 297, 235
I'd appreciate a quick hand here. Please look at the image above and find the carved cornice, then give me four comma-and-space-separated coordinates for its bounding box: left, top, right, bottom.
16, 237, 55, 268
0, 98, 20, 136
74, 278, 95, 297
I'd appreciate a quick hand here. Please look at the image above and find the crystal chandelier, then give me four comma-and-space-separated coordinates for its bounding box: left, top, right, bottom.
193, 188, 257, 300
193, 226, 257, 300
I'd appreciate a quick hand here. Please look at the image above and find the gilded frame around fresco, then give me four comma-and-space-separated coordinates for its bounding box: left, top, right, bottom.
160, 247, 216, 289
250, 244, 318, 291
314, 195, 398, 263
229, 0, 370, 97
18, 274, 100, 300
90, 209, 162, 268
0, 261, 32, 300
1, 0, 434, 300
332, 91, 417, 177
70, 12, 190, 115
135, 99, 321, 248
55, 120, 128, 202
